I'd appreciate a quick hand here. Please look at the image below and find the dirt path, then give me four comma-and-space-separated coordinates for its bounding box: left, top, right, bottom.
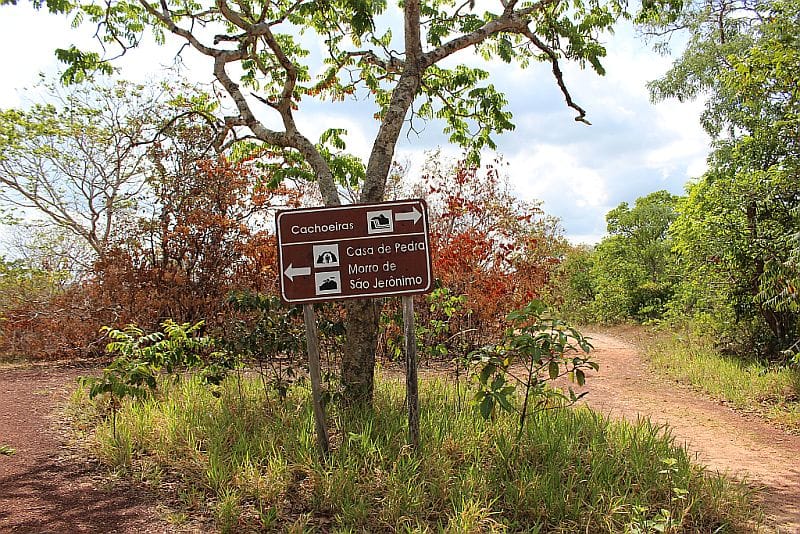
577, 331, 800, 533
0, 364, 179, 533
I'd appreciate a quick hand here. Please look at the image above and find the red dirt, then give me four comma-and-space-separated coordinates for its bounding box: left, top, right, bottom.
576, 331, 800, 533
0, 363, 180, 533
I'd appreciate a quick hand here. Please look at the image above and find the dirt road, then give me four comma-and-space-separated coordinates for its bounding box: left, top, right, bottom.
578, 331, 800, 533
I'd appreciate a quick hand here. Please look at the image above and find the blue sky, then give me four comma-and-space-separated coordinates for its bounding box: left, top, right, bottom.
0, 4, 709, 244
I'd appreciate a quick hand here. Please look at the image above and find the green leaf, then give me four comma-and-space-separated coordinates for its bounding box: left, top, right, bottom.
479, 396, 493, 420
575, 368, 586, 386
479, 363, 496, 384
55, 46, 114, 84
548, 359, 559, 380
497, 390, 515, 412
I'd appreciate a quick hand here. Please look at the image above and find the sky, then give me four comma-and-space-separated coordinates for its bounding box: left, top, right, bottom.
0, 3, 710, 245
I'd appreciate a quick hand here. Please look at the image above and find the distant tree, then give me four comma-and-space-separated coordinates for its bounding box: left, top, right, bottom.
590, 190, 678, 322
422, 155, 567, 329
0, 255, 66, 318
0, 78, 211, 271
96, 117, 300, 328
605, 190, 678, 284
550, 244, 595, 323
670, 164, 799, 354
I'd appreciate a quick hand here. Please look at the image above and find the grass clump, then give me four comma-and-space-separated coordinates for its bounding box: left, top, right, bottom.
71, 374, 760, 532
643, 332, 800, 432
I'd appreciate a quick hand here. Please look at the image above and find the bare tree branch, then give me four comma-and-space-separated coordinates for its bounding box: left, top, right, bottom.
521, 27, 590, 124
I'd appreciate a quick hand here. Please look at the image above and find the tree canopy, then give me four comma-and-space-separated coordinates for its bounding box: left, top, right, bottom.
0, 77, 221, 270
590, 190, 678, 322
630, 0, 799, 353
10, 0, 668, 207
4, 0, 679, 402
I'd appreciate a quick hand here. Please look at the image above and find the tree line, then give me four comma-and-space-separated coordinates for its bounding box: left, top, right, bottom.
0, 79, 567, 388
1, 0, 797, 398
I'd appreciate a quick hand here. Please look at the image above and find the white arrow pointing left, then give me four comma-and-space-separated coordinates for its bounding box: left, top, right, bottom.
284, 263, 312, 282
394, 206, 422, 225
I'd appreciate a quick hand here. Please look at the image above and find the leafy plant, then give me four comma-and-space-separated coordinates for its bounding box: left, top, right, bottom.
224, 292, 305, 402
80, 320, 215, 436
469, 300, 596, 441
382, 287, 472, 361
0, 444, 16, 456
627, 457, 691, 533
224, 292, 345, 403
419, 287, 472, 360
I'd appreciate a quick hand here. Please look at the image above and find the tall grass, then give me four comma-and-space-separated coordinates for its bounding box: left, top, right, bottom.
643, 332, 800, 431
71, 374, 759, 532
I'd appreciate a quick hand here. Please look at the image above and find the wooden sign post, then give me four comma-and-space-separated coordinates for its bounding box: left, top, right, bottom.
276, 200, 433, 453
302, 304, 330, 459
403, 295, 420, 448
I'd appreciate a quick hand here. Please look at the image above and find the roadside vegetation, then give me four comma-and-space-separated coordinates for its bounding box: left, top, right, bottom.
61, 296, 763, 531
642, 331, 800, 433
69, 373, 758, 533
548, 0, 800, 434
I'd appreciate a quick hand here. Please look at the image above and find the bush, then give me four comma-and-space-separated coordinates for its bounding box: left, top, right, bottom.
0, 276, 111, 361
384, 155, 569, 362
0, 152, 296, 361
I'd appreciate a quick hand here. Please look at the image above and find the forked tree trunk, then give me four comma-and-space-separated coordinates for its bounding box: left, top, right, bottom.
342, 298, 382, 404
337, 1, 423, 406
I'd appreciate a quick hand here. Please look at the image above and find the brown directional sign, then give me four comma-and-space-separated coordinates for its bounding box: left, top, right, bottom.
276, 199, 433, 303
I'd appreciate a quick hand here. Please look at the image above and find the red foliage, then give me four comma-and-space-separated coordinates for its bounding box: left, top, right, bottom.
0, 283, 110, 360
94, 154, 290, 331
0, 150, 300, 360
423, 157, 567, 337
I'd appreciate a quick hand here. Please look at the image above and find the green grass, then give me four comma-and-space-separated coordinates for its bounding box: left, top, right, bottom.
643, 332, 800, 432
71, 374, 760, 532
0, 444, 16, 456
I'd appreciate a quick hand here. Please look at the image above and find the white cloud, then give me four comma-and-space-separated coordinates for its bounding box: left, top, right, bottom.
642, 100, 710, 181
507, 145, 609, 208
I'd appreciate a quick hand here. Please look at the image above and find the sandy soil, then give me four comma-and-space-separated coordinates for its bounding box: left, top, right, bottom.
575, 331, 800, 533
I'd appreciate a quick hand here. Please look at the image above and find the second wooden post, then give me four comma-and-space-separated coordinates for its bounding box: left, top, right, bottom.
303, 304, 330, 459
402, 295, 420, 449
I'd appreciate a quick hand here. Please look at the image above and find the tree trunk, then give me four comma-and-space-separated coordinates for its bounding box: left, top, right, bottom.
342, 298, 382, 405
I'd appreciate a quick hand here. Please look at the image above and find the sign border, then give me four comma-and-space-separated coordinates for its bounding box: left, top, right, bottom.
276, 199, 433, 304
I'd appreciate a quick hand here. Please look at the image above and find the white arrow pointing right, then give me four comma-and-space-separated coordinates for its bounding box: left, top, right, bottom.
284, 263, 312, 282
394, 206, 422, 225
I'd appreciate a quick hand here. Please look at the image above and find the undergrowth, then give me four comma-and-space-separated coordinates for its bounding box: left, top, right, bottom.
643, 332, 800, 433
70, 374, 760, 532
